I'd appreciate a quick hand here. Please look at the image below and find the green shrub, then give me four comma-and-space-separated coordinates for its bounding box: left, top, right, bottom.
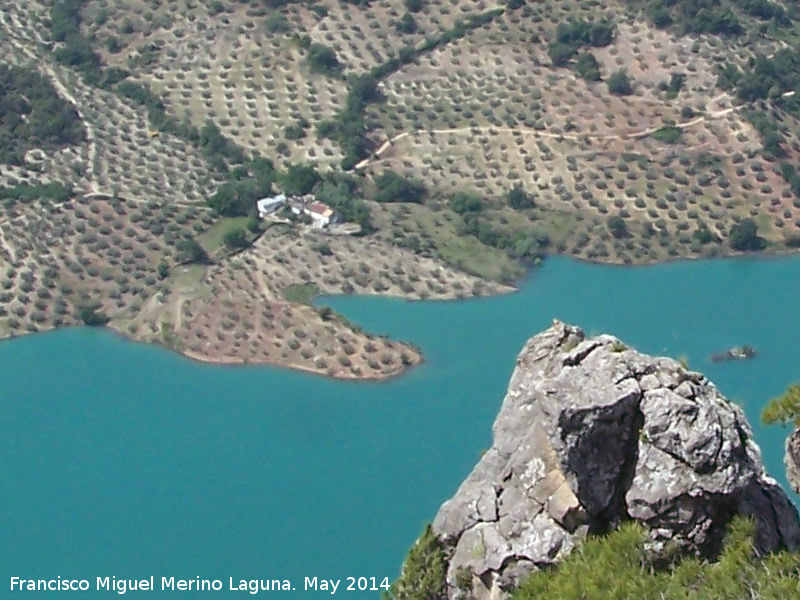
306, 43, 343, 76
607, 70, 633, 96
223, 228, 249, 250
575, 52, 601, 81
386, 525, 447, 600
652, 126, 682, 144
729, 218, 766, 251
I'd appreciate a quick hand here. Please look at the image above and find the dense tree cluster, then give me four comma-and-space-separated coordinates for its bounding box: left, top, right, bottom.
0, 66, 85, 165
739, 0, 793, 24
506, 185, 536, 209
314, 172, 372, 229
373, 171, 426, 203
633, 0, 745, 35
729, 218, 766, 251
279, 164, 321, 195
49, 0, 104, 82
175, 238, 210, 264
450, 190, 483, 214
548, 19, 615, 67
728, 50, 800, 114
77, 305, 109, 326
317, 73, 383, 169
207, 157, 277, 216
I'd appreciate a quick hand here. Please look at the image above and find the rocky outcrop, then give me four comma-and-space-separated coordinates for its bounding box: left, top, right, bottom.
430, 322, 800, 600
788, 428, 800, 495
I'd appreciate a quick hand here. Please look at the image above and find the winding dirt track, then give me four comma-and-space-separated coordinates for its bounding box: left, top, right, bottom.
353, 102, 741, 170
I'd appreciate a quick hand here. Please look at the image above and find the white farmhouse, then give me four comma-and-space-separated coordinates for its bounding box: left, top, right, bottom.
304, 201, 335, 228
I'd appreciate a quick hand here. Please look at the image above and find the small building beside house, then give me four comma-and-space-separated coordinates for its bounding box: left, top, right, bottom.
304, 201, 336, 228
256, 194, 287, 218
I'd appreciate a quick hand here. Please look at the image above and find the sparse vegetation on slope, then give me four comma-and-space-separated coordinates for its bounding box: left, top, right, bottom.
513, 518, 799, 600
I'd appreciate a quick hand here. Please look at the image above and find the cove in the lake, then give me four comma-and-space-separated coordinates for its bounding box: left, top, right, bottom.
2, 255, 799, 598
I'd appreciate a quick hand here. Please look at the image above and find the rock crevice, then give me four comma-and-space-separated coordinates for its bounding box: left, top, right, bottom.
430, 322, 800, 600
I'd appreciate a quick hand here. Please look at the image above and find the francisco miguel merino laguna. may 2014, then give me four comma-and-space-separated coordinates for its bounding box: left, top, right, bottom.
10, 576, 296, 594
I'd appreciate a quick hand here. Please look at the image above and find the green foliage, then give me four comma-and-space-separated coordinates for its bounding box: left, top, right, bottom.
507, 185, 536, 209
745, 110, 788, 160
607, 69, 634, 95
314, 172, 372, 230
693, 226, 719, 245
514, 517, 800, 600
762, 384, 800, 427
0, 65, 85, 165
207, 157, 276, 216
633, 0, 745, 35
77, 305, 109, 326
321, 7, 504, 169
265, 10, 290, 33
312, 241, 333, 256
450, 191, 483, 214
281, 283, 320, 304
197, 120, 247, 167
404, 0, 424, 12
50, 0, 104, 82
652, 126, 683, 144
729, 218, 766, 251
735, 50, 800, 109
386, 525, 447, 600
114, 80, 224, 155
374, 171, 426, 203
659, 72, 686, 98
279, 164, 321, 195
306, 43, 343, 76
607, 215, 630, 238
246, 213, 262, 234
396, 12, 418, 34
0, 182, 73, 204
284, 118, 309, 141
176, 238, 209, 264
740, 0, 791, 24
781, 162, 800, 198
157, 260, 169, 280
574, 52, 601, 81
223, 228, 249, 250
548, 19, 615, 66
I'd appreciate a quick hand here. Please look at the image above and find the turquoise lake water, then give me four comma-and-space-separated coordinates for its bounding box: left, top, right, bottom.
2, 255, 799, 598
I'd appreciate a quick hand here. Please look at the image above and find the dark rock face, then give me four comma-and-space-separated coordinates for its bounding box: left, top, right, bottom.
788, 428, 800, 495
431, 322, 800, 600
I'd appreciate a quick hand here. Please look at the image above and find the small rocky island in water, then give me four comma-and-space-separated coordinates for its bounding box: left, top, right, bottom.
394, 322, 800, 600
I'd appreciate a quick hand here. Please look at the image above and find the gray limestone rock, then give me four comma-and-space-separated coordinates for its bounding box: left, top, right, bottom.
430, 321, 800, 600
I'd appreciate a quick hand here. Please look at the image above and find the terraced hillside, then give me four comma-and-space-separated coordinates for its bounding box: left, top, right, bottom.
1, 0, 800, 375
